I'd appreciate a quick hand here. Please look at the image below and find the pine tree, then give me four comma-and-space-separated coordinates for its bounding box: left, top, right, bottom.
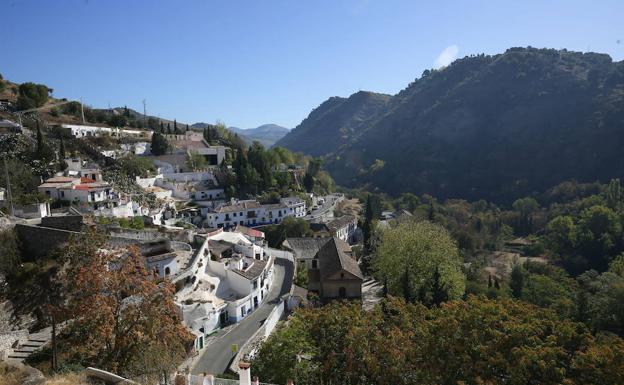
185, 124, 189, 132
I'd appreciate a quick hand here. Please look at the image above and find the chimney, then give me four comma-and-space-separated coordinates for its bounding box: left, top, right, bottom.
239, 361, 251, 385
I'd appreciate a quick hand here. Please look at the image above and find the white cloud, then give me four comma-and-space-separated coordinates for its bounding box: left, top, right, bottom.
433, 45, 459, 69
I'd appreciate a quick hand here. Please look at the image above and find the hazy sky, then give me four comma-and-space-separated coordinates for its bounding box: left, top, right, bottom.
1, 0, 623, 128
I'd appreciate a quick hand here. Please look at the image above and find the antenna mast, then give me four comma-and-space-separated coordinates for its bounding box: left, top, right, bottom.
80, 97, 86, 124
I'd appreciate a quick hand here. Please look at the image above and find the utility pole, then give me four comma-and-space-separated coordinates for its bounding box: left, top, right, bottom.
142, 99, 147, 127
80, 97, 86, 124
3, 157, 14, 216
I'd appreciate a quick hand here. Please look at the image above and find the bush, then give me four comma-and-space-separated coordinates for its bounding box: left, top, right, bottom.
17, 82, 50, 110
130, 217, 145, 230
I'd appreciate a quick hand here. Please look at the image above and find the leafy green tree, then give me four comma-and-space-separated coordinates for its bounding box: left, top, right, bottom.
609, 254, 624, 277
512, 197, 539, 234
264, 217, 312, 248
185, 150, 207, 171
147, 117, 159, 131
605, 178, 623, 210
373, 220, 465, 301
118, 155, 155, 178
577, 270, 624, 336
248, 141, 273, 189
577, 205, 622, 271
150, 132, 169, 155
17, 82, 50, 110
108, 114, 127, 127
546, 215, 577, 254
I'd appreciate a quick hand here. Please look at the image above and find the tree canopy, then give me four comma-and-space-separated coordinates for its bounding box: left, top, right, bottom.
373, 220, 465, 303
252, 297, 624, 385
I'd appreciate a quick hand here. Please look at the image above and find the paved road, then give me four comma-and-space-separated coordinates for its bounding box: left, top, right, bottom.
305, 194, 343, 221
192, 257, 293, 375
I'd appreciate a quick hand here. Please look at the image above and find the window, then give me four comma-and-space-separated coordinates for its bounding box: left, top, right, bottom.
339, 287, 347, 298
312, 259, 318, 269
253, 280, 258, 289
165, 267, 171, 275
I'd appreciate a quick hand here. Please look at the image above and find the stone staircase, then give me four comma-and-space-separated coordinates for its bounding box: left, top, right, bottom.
6, 327, 52, 362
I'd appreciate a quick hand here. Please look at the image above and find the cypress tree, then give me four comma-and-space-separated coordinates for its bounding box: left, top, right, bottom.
429, 267, 449, 306
59, 137, 66, 158
488, 274, 493, 288
36, 120, 43, 155
510, 264, 525, 299
428, 201, 435, 221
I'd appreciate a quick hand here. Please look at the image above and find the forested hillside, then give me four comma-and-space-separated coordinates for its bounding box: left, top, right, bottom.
277, 48, 624, 204
275, 91, 391, 157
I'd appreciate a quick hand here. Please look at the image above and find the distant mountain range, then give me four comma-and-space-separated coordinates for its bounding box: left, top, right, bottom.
275, 47, 624, 203
228, 124, 290, 147
192, 122, 289, 147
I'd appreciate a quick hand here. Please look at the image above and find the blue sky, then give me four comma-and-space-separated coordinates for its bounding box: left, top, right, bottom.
1, 0, 623, 128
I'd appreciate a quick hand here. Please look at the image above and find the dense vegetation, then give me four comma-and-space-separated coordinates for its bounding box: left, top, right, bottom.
252, 178, 624, 384
221, 140, 333, 199
278, 48, 624, 204
252, 297, 624, 385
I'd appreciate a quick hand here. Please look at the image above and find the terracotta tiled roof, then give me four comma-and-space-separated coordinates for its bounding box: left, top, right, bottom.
233, 224, 265, 239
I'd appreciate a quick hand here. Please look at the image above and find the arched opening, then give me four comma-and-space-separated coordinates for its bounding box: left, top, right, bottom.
165, 267, 171, 276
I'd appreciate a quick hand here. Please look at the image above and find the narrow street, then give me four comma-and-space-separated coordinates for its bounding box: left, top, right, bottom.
191, 257, 293, 375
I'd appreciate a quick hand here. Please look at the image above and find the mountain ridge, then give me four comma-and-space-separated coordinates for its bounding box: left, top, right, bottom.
276, 47, 624, 203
